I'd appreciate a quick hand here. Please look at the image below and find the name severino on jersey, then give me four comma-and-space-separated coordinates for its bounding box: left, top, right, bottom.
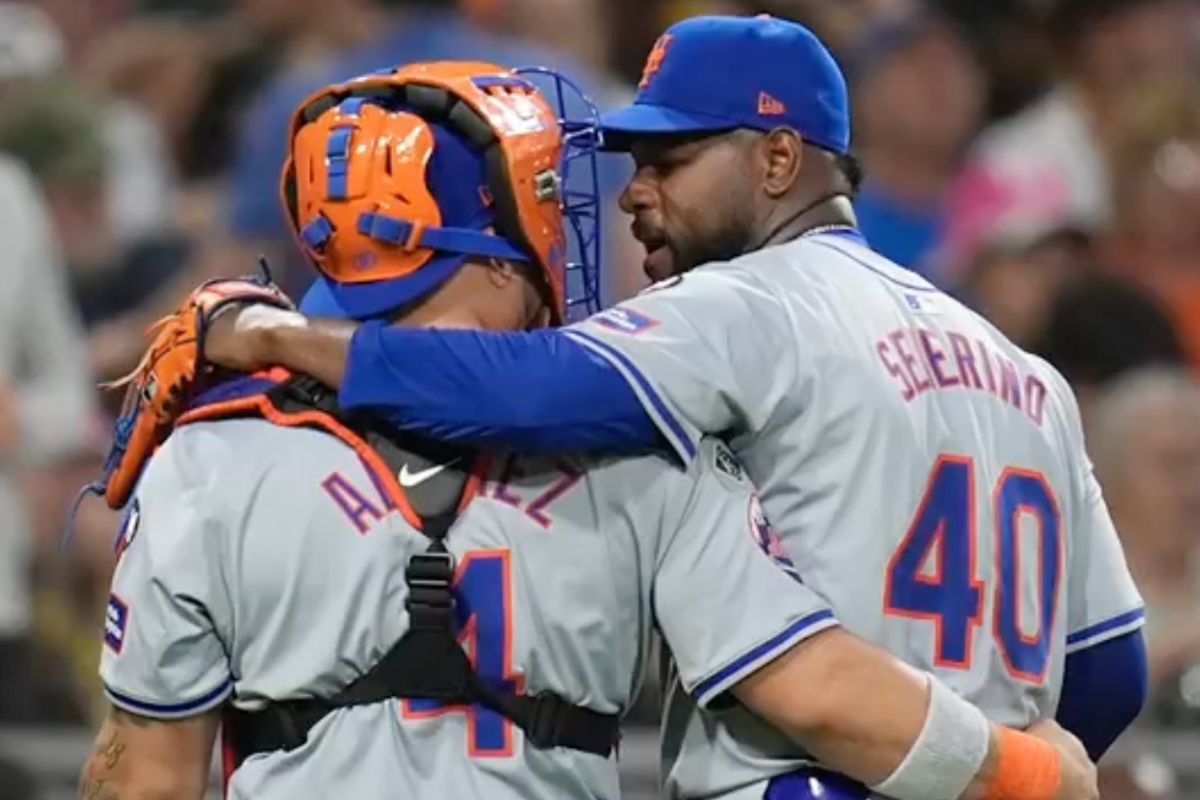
875, 324, 1048, 427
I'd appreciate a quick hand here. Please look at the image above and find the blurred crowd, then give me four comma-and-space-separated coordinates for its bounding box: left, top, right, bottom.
0, 0, 1198, 797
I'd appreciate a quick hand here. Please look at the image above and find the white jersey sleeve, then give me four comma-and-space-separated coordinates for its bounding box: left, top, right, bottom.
1065, 458, 1145, 652
1054, 372, 1145, 653
653, 439, 838, 707
565, 266, 797, 462
99, 428, 234, 718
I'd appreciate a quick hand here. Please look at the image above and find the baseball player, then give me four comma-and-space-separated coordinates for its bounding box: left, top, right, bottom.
201, 15, 1148, 800
77, 62, 1095, 800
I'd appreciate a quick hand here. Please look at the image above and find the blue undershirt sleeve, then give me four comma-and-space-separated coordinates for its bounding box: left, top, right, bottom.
1056, 628, 1148, 761
338, 321, 663, 454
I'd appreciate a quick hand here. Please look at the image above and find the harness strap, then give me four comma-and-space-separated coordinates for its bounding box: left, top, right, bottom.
190, 375, 620, 764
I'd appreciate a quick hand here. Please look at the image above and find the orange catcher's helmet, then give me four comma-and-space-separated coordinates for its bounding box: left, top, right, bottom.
281, 61, 602, 322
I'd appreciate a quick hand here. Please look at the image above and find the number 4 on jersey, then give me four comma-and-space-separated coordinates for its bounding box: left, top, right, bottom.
401, 550, 525, 757
884, 455, 1063, 683
883, 456, 983, 669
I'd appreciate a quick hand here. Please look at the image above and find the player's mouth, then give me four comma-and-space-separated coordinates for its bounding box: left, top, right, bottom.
632, 222, 674, 282
642, 241, 675, 283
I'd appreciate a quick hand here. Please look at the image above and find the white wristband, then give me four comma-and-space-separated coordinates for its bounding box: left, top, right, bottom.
871, 675, 991, 800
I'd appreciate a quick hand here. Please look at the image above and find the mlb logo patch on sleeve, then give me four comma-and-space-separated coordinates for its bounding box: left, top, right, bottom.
105, 594, 129, 654
593, 306, 660, 335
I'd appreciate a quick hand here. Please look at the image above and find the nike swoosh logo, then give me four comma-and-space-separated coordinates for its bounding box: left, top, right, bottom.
398, 459, 460, 488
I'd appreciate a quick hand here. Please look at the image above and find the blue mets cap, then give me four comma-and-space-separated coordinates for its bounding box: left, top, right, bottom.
298, 114, 528, 320
599, 15, 850, 154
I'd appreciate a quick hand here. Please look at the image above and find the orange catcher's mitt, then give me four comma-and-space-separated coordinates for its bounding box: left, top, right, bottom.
84, 265, 295, 514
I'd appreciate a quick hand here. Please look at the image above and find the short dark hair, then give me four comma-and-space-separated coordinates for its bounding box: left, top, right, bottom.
834, 151, 865, 197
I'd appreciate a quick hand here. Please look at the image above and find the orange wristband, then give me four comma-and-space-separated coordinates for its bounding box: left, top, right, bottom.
983, 727, 1062, 800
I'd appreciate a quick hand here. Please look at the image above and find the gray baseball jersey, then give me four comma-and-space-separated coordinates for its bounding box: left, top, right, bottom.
566, 229, 1145, 798
99, 416, 835, 799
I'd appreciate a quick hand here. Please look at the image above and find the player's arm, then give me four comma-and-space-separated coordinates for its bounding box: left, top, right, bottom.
77, 706, 217, 800
653, 440, 1095, 800
1052, 469, 1148, 759
1056, 630, 1147, 761
86, 429, 234, 796
204, 268, 786, 460
734, 628, 1093, 800
1049, 368, 1148, 760
205, 305, 660, 452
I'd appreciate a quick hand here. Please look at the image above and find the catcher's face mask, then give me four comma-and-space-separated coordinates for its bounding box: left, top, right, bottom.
281, 61, 602, 322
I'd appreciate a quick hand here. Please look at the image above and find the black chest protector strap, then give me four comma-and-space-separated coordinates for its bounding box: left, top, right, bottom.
219, 376, 620, 765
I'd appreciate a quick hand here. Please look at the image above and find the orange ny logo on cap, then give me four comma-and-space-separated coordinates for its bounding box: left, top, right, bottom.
639, 33, 673, 90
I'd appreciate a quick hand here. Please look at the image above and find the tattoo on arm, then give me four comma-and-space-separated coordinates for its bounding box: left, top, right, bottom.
100, 730, 127, 769
78, 706, 216, 800
77, 724, 128, 799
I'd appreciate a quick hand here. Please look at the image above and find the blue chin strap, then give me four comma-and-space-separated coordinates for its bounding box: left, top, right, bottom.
302, 209, 533, 264
516, 66, 604, 322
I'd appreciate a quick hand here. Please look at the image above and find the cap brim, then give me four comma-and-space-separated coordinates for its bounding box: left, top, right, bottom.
299, 254, 467, 320
598, 103, 738, 151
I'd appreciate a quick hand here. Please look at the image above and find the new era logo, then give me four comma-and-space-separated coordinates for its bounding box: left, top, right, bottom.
757, 91, 786, 116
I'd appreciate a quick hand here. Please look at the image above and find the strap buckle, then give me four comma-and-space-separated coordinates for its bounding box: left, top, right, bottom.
406, 550, 455, 587
404, 551, 456, 631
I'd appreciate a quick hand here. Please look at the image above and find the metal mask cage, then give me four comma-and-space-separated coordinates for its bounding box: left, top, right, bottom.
515, 66, 603, 322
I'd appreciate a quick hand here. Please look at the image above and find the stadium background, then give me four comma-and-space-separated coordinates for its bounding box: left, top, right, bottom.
0, 0, 1198, 797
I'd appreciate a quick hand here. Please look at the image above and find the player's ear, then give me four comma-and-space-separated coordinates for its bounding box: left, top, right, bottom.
761, 127, 803, 199
484, 257, 518, 289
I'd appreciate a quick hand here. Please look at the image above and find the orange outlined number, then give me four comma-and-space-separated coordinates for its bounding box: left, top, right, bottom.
883, 455, 984, 668
400, 550, 525, 756
884, 456, 1062, 683
993, 468, 1062, 683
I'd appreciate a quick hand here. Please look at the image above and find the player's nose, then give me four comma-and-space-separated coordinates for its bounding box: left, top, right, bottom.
619, 168, 659, 216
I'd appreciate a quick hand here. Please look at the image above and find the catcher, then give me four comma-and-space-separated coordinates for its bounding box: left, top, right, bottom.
77, 62, 1095, 800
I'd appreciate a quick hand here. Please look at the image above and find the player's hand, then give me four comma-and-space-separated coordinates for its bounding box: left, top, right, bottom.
1026, 719, 1088, 765
203, 302, 308, 373
1026, 720, 1097, 800
89, 272, 295, 511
